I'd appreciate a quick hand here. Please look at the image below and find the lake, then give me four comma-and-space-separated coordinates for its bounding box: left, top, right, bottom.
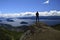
0, 18, 60, 27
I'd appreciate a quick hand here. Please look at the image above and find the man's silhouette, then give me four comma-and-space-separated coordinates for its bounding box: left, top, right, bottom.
36, 11, 39, 23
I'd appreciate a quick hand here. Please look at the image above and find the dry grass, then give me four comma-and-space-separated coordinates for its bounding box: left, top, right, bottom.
22, 22, 60, 40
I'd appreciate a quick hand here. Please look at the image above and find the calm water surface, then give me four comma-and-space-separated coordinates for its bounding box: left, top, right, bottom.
0, 19, 60, 27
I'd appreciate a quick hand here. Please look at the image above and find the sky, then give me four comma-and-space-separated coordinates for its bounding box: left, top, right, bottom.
0, 0, 60, 17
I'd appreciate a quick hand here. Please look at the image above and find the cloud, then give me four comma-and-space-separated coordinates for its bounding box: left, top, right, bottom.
0, 10, 60, 18
0, 13, 20, 18
43, 0, 49, 4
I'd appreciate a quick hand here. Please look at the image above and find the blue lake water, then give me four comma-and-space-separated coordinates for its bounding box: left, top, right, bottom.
0, 18, 60, 27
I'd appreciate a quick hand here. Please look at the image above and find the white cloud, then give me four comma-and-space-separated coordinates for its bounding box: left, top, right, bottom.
0, 13, 21, 18
43, 0, 49, 4
0, 10, 60, 18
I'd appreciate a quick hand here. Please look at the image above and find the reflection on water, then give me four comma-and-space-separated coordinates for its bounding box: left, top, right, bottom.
0, 19, 60, 27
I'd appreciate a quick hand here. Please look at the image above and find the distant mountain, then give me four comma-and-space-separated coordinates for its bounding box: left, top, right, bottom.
20, 21, 28, 24
17, 16, 60, 20
0, 16, 60, 20
6, 19, 14, 22
0, 20, 2, 22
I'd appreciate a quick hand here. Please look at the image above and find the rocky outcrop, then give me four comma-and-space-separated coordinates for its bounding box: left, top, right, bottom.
20, 22, 60, 40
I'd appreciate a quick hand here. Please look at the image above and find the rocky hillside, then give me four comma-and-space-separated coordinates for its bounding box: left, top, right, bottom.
0, 22, 60, 40
52, 24, 60, 31
20, 22, 60, 40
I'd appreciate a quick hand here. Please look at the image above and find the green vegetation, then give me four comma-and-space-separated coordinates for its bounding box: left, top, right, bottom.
0, 22, 60, 40
0, 27, 24, 40
52, 24, 60, 31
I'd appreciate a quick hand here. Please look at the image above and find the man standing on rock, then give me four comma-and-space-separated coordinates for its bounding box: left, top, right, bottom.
36, 11, 39, 23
